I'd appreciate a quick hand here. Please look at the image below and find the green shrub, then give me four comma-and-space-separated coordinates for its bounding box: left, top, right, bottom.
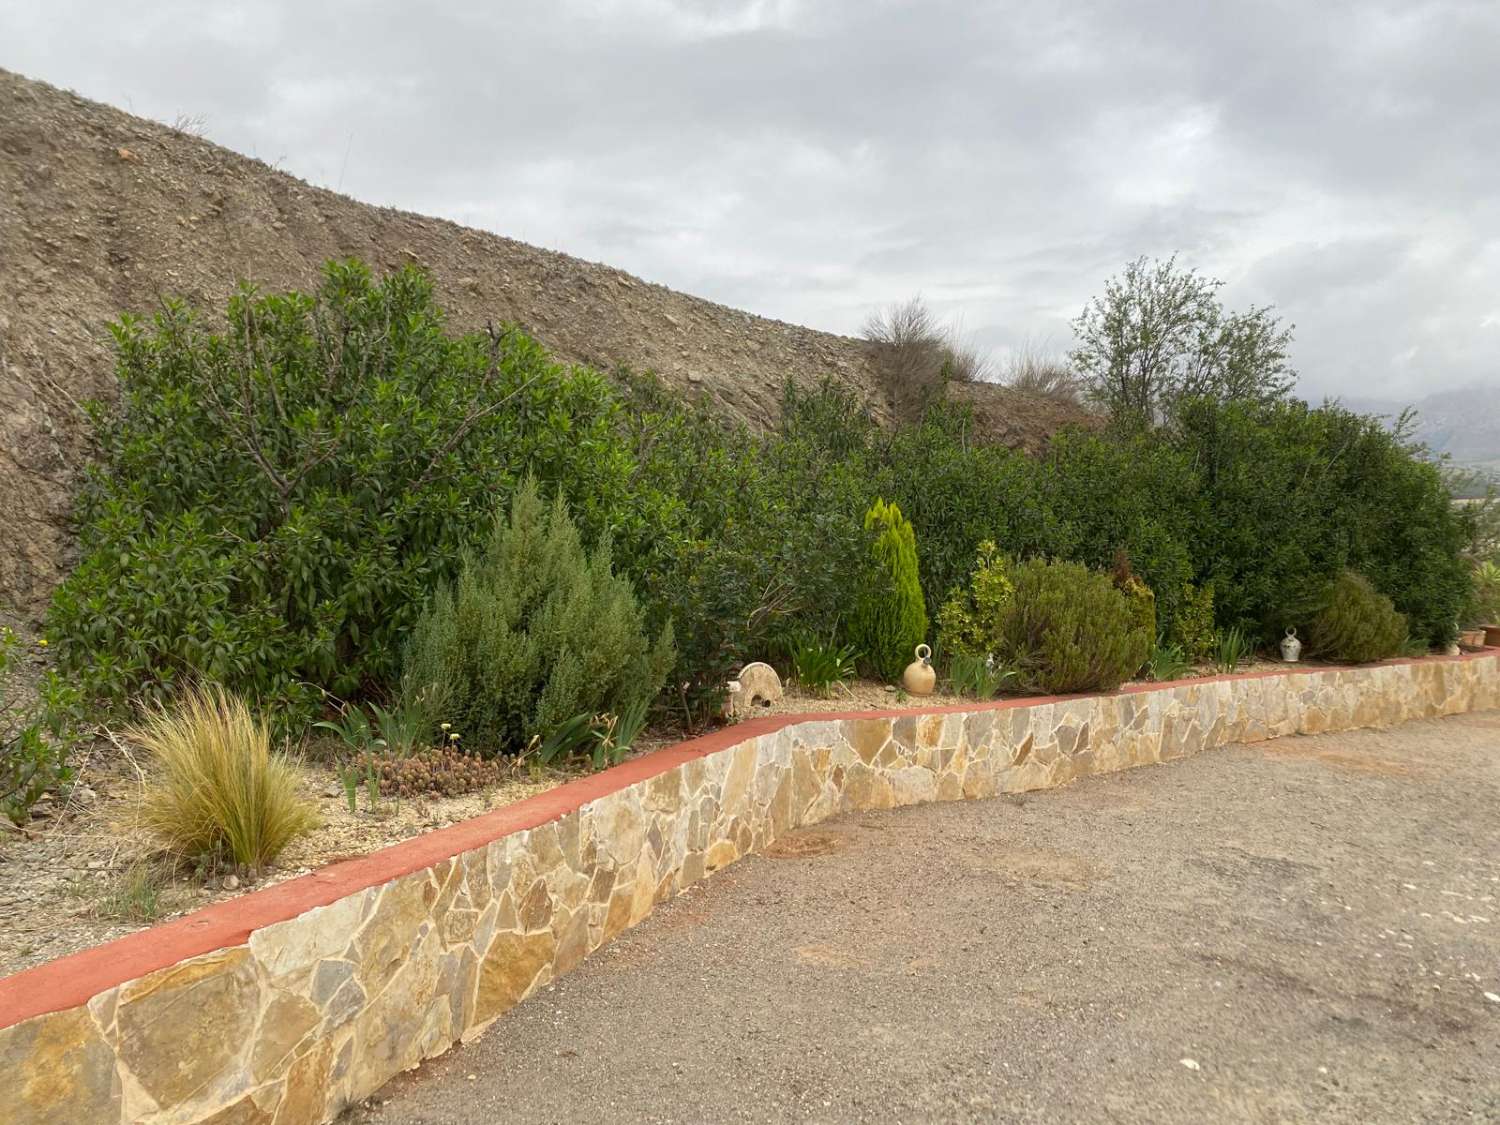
400, 479, 675, 756
1305, 570, 1408, 663
946, 652, 1013, 698
1170, 398, 1469, 646
997, 559, 1153, 694
1110, 551, 1158, 644
1212, 626, 1252, 673
48, 260, 643, 722
937, 540, 1014, 660
131, 684, 318, 870
784, 632, 857, 697
1470, 560, 1500, 625
1146, 642, 1194, 682
1169, 581, 1217, 660
848, 499, 929, 682
1, 628, 83, 824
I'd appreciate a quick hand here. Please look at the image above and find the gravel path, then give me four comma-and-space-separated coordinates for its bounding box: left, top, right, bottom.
348, 711, 1500, 1124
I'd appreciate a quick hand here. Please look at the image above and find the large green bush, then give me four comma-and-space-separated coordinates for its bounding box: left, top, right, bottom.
998, 559, 1153, 694
848, 499, 929, 682
401, 480, 675, 755
1170, 398, 1469, 646
48, 261, 642, 719
1305, 570, 1408, 663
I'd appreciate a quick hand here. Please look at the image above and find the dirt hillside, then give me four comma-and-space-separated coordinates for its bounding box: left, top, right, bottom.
0, 68, 1089, 626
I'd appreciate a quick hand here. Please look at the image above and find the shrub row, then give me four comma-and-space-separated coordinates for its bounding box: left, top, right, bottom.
46, 261, 1476, 745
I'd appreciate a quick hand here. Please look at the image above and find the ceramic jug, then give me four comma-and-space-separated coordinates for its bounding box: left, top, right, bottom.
1279, 627, 1302, 663
902, 644, 936, 695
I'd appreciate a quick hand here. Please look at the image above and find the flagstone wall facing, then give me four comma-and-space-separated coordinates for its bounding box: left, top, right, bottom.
4, 653, 1498, 1124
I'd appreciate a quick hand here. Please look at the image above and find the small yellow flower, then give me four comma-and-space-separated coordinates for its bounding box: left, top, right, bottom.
37, 638, 47, 647
440, 722, 451, 731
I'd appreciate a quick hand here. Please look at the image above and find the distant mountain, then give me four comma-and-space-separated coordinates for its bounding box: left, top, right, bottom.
1338, 385, 1500, 468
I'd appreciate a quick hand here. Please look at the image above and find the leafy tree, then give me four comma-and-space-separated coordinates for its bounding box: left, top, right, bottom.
1070, 255, 1295, 426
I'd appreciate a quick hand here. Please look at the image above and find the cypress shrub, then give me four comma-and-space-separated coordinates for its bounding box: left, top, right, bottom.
998, 559, 1153, 694
849, 499, 929, 682
400, 479, 675, 756
1305, 570, 1408, 663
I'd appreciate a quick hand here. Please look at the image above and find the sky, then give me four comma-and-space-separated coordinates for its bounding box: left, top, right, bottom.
5, 0, 1499, 402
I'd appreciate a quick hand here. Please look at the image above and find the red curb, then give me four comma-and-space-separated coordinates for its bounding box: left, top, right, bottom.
0, 649, 1491, 1031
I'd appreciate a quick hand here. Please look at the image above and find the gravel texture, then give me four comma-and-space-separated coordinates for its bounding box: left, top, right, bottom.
348, 711, 1500, 1124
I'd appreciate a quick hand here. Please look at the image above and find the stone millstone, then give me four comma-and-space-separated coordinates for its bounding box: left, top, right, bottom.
725, 662, 783, 718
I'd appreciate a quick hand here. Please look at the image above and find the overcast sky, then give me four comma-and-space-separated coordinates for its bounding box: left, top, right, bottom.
6, 0, 1498, 402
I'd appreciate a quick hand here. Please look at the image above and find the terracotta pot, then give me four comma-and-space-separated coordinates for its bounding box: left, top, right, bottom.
1484, 624, 1500, 648
1458, 628, 1486, 650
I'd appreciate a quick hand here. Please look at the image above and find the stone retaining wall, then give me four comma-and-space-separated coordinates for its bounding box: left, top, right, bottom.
4, 653, 1498, 1124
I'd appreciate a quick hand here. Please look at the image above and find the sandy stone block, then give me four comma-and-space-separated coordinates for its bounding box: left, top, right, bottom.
590, 788, 648, 867
719, 740, 759, 814
845, 717, 893, 765
249, 892, 367, 980
2, 1005, 120, 1125
250, 989, 322, 1082
473, 928, 556, 1026
644, 766, 685, 814
889, 766, 938, 806
115, 946, 261, 1111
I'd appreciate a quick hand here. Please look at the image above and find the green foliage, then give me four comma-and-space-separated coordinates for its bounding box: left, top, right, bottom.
1172, 398, 1469, 647
131, 685, 318, 870
784, 632, 858, 696
400, 479, 675, 756
937, 541, 1015, 661
1039, 432, 1197, 629
589, 698, 651, 770
1111, 552, 1159, 645
1169, 582, 1217, 660
946, 652, 1013, 699
49, 260, 640, 723
848, 499, 929, 682
1146, 642, 1194, 682
1, 629, 82, 824
998, 559, 1154, 694
1471, 561, 1500, 625
1212, 626, 1252, 673
1070, 254, 1295, 425
44, 260, 1474, 739
1305, 571, 1409, 663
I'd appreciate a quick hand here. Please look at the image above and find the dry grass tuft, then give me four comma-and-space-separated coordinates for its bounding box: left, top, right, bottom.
130, 685, 318, 870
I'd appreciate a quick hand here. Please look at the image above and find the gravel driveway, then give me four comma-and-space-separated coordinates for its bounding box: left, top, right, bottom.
348, 711, 1500, 1124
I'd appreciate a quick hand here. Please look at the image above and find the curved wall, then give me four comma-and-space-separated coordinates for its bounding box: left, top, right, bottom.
4, 653, 1497, 1124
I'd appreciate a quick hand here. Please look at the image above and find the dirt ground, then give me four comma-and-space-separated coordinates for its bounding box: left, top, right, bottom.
348, 711, 1500, 1124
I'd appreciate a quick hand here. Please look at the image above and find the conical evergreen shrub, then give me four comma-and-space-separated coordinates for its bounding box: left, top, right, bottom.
849, 498, 928, 682
400, 479, 675, 755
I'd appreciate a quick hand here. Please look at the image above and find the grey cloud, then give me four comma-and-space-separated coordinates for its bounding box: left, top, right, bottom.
3, 0, 1497, 401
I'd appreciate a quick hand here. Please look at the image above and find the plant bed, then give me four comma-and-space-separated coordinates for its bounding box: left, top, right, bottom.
0, 739, 604, 978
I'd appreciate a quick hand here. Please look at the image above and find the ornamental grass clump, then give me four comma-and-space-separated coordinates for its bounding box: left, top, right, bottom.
998, 558, 1153, 694
1306, 570, 1408, 663
849, 498, 928, 682
131, 685, 318, 870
